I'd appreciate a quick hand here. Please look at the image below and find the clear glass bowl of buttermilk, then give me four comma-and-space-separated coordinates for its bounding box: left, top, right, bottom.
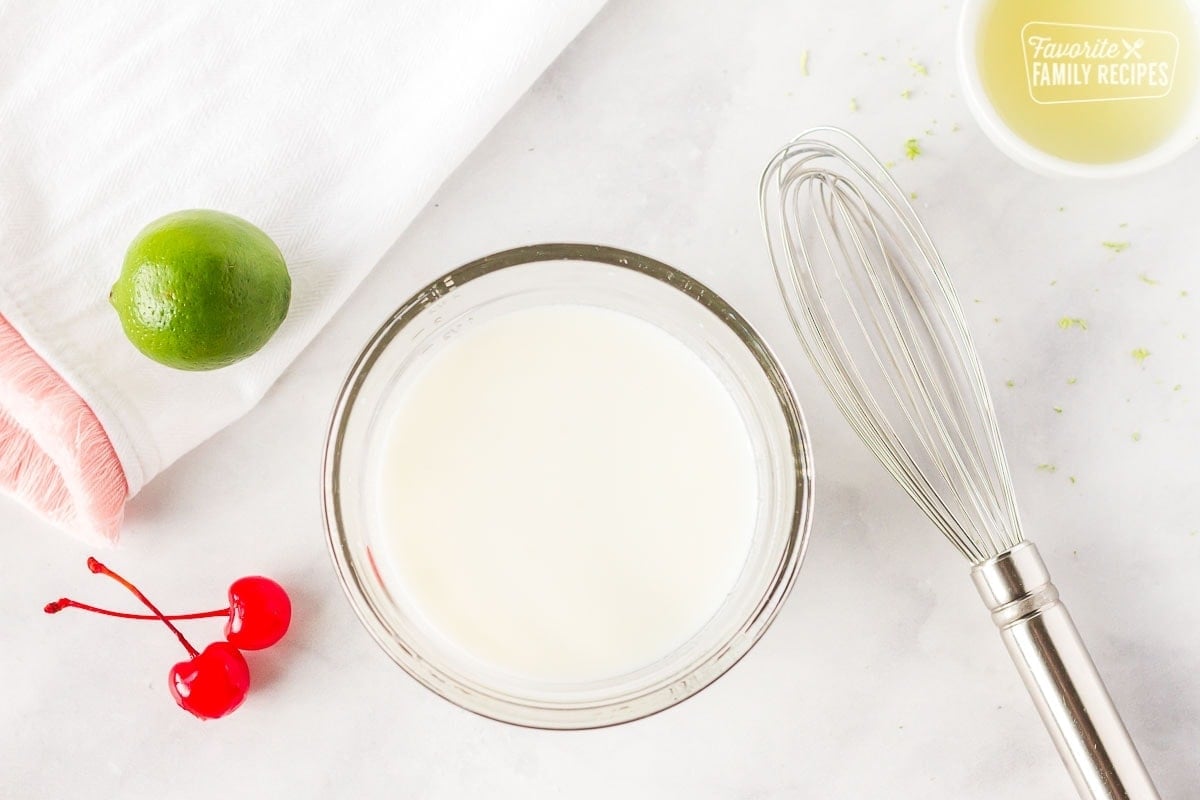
323, 243, 813, 729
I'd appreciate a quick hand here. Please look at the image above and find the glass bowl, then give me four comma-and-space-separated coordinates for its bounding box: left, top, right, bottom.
322, 243, 813, 729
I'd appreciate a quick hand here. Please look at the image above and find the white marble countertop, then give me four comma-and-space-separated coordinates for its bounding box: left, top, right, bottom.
3, 1, 1198, 797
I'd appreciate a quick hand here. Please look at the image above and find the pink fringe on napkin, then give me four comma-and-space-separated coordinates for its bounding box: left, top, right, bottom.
0, 315, 127, 544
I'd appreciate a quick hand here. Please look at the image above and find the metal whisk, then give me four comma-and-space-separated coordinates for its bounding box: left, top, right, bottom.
759, 127, 1158, 800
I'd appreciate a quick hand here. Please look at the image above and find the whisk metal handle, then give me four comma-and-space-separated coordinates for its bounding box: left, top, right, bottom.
972, 542, 1159, 800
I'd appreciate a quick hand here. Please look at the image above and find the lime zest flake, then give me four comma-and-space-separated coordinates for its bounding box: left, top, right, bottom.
1053, 406, 1063, 414
1131, 431, 1142, 442
1103, 241, 1130, 253
1174, 384, 1183, 391
1131, 347, 1151, 364
1066, 377, 1077, 385
849, 97, 859, 112
1037, 463, 1057, 473
1005, 379, 1016, 388
1138, 273, 1159, 286
800, 49, 810, 77
1058, 317, 1088, 331
900, 89, 912, 100
904, 138, 921, 159
907, 57, 928, 76
1068, 476, 1077, 484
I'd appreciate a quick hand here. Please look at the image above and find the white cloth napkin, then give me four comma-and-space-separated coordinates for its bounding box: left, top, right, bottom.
0, 0, 604, 541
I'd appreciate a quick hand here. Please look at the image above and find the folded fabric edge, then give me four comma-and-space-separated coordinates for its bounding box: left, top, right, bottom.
0, 315, 127, 545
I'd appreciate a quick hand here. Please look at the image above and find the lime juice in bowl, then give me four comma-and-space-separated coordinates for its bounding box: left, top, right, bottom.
959, 0, 1200, 177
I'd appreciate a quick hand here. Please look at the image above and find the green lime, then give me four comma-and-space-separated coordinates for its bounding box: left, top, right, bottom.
110, 210, 291, 371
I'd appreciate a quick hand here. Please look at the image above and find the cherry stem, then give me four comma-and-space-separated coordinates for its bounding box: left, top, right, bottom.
43, 599, 229, 621
86, 557, 199, 658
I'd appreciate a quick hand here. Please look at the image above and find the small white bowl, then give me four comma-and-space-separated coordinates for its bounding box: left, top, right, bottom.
957, 0, 1200, 178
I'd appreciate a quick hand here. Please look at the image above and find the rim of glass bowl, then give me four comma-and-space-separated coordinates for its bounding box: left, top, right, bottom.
322, 243, 813, 729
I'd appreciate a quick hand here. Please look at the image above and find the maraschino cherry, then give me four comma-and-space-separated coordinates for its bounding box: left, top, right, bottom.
44, 558, 290, 720
169, 641, 250, 720
46, 574, 291, 650
223, 576, 291, 650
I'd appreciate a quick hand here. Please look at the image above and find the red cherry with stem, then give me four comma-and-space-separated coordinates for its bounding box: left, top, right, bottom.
60, 558, 250, 720
169, 642, 250, 720
45, 576, 291, 651
225, 577, 291, 650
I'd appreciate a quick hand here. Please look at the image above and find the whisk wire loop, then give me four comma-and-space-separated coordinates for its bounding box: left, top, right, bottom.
759, 127, 1023, 562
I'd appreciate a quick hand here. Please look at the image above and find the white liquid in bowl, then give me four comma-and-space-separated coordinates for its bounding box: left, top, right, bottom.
374, 304, 758, 683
